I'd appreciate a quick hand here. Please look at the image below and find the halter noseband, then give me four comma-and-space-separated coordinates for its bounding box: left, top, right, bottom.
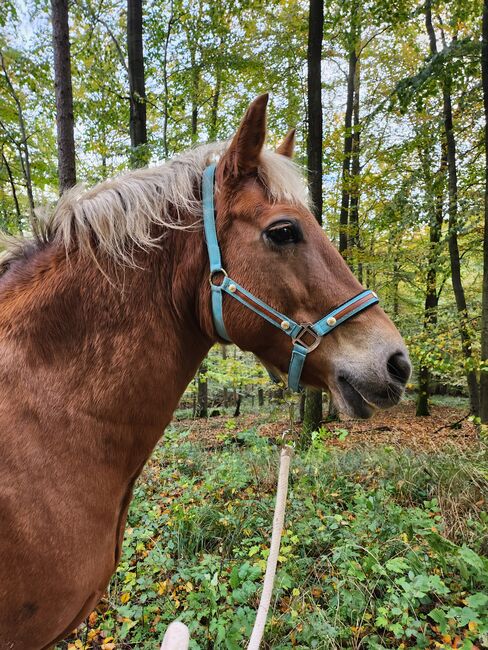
202, 163, 379, 392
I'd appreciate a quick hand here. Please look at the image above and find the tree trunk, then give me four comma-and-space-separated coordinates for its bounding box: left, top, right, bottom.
0, 53, 35, 216
348, 47, 361, 281
127, 0, 148, 168
303, 0, 324, 440
258, 388, 264, 407
299, 392, 305, 423
339, 0, 358, 258
425, 1, 479, 416
1, 152, 22, 231
416, 145, 446, 416
326, 396, 340, 421
209, 66, 221, 141
481, 0, 488, 423
162, 1, 175, 159
190, 45, 199, 143
302, 389, 322, 447
234, 394, 242, 417
51, 0, 76, 193
196, 361, 208, 418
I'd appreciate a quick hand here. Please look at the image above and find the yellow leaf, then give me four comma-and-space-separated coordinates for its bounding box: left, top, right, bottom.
468, 621, 478, 633
120, 592, 130, 604
158, 580, 168, 595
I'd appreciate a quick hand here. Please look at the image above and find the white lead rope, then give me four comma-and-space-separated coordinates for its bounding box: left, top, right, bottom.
160, 445, 294, 650
247, 445, 293, 650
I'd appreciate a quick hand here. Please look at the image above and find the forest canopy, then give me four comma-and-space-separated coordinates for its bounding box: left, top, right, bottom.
0, 0, 486, 421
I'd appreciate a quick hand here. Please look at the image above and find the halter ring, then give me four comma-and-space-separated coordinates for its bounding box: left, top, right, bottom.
209, 268, 228, 286
292, 325, 322, 352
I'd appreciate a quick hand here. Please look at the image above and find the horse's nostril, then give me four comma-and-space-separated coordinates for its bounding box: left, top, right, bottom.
387, 351, 411, 385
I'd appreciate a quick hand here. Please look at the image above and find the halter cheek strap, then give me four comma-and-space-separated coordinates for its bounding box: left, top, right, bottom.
202, 163, 379, 392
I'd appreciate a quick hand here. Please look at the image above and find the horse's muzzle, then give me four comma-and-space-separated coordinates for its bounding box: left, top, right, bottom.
334, 349, 411, 419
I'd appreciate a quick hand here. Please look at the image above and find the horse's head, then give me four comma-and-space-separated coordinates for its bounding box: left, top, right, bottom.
210, 94, 410, 418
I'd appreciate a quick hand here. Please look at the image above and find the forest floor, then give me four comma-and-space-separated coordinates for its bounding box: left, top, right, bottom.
176, 400, 478, 453
59, 398, 488, 650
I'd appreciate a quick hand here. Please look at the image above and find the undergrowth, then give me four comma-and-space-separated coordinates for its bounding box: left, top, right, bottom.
59, 427, 488, 650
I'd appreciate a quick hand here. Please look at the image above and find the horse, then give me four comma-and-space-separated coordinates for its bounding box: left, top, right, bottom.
0, 94, 411, 649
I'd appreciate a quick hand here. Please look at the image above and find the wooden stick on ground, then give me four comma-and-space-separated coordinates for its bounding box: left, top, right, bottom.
247, 445, 294, 650
159, 444, 294, 650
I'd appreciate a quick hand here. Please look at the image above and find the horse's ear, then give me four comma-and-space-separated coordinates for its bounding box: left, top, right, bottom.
276, 128, 296, 158
219, 93, 268, 178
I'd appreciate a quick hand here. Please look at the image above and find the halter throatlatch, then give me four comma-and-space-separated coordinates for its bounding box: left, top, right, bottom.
202, 163, 379, 392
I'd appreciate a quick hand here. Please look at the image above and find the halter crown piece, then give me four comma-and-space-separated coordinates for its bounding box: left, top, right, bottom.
202, 163, 379, 392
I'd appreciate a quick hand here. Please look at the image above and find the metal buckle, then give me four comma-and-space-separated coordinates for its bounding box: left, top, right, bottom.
209, 268, 228, 286
292, 324, 321, 351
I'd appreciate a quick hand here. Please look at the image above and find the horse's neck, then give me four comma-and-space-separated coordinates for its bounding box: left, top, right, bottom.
0, 230, 212, 470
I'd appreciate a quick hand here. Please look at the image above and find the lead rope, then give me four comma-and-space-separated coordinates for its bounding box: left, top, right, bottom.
160, 442, 294, 650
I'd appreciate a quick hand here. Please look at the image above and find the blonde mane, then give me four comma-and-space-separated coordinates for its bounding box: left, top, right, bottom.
1, 142, 309, 268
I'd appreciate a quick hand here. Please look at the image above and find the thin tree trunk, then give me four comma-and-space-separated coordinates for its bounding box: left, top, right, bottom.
127, 0, 147, 167
339, 0, 358, 257
425, 1, 479, 416
258, 388, 264, 407
196, 361, 208, 418
348, 46, 361, 280
326, 396, 340, 422
1, 151, 22, 230
51, 0, 76, 193
162, 1, 175, 159
307, 0, 323, 225
303, 0, 324, 440
299, 392, 305, 423
0, 53, 35, 216
416, 144, 446, 416
190, 46, 199, 143
481, 0, 488, 423
209, 66, 221, 141
222, 345, 228, 407
391, 249, 400, 318
233, 394, 242, 417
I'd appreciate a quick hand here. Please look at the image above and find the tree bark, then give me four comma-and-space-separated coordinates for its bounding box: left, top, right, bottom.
209, 66, 221, 141
127, 0, 147, 168
348, 47, 361, 280
303, 0, 324, 439
425, 1, 479, 416
481, 0, 488, 423
416, 144, 446, 416
302, 389, 322, 447
0, 52, 35, 215
1, 151, 22, 230
339, 0, 358, 258
190, 45, 199, 143
196, 361, 208, 418
307, 0, 323, 225
51, 0, 76, 193
162, 0, 175, 159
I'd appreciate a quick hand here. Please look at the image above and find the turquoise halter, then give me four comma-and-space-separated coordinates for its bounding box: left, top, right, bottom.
202, 163, 379, 392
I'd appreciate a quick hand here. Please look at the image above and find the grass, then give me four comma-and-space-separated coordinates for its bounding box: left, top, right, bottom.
59, 425, 488, 650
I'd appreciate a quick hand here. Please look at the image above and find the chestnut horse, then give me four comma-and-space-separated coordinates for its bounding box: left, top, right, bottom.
0, 95, 410, 649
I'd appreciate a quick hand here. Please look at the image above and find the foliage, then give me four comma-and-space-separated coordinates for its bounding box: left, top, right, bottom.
57, 423, 488, 649
0, 0, 485, 400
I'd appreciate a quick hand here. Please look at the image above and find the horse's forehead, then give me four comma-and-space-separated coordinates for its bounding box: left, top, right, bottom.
227, 181, 311, 224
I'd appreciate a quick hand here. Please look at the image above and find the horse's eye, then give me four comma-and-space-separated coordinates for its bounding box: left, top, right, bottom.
264, 221, 301, 247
